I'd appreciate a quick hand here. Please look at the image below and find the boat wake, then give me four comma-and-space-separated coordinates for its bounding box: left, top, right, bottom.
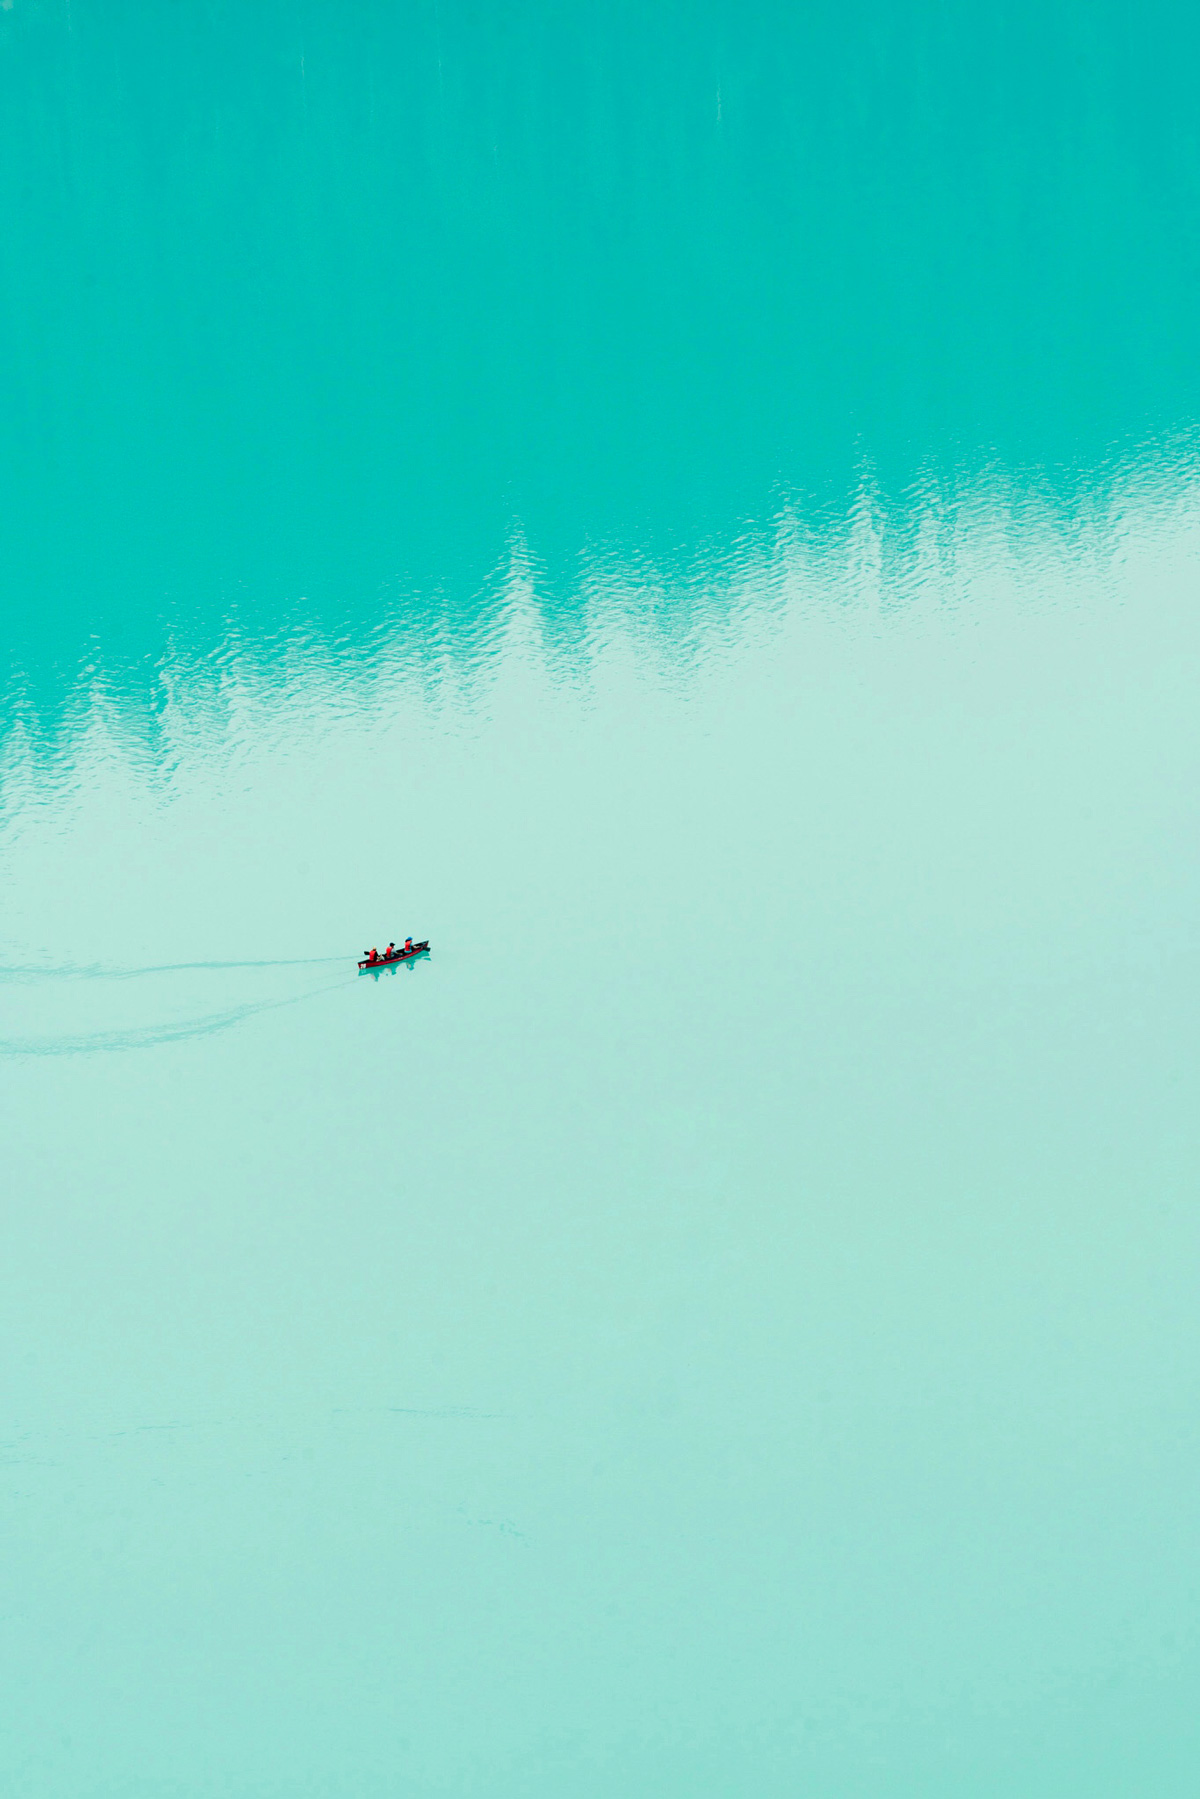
0, 977, 345, 1058
0, 956, 345, 983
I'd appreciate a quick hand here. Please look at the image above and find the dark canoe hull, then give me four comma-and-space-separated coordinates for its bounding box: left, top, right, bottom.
358, 942, 430, 972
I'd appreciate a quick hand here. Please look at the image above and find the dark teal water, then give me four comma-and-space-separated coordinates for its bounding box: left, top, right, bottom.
5, 0, 1200, 699
3, 4, 1200, 1794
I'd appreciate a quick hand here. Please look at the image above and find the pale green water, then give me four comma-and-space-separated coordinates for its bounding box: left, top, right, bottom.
3, 5, 1200, 1795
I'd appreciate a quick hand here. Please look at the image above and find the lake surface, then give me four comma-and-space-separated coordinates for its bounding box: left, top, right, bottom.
3, 4, 1200, 1794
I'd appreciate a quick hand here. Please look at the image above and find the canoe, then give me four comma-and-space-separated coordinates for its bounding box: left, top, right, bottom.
358, 941, 430, 971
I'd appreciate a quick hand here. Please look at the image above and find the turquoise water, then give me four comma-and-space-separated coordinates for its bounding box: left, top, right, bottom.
3, 4, 1200, 1793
